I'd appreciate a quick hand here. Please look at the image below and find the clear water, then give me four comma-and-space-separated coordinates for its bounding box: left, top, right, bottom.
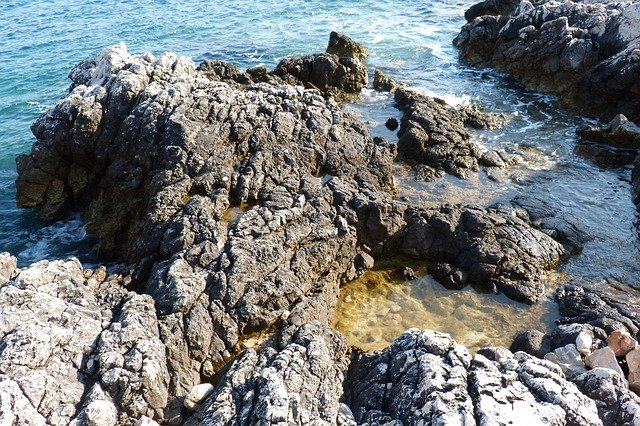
0, 3, 637, 286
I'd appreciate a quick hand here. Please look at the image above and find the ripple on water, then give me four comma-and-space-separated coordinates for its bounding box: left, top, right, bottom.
332, 257, 561, 352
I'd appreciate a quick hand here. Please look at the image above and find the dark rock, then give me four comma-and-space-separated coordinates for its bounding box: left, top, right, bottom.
511, 195, 591, 255
273, 53, 367, 97
394, 87, 507, 179
14, 43, 395, 424
372, 69, 399, 92
576, 114, 640, 167
400, 205, 567, 304
430, 262, 468, 290
510, 329, 551, 358
414, 164, 445, 182
556, 280, 640, 339
455, 0, 640, 122
326, 31, 369, 62
384, 117, 398, 131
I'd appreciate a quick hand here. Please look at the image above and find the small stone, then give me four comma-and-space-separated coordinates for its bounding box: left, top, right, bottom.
543, 344, 586, 378
344, 295, 353, 303
402, 267, 417, 280
184, 383, 214, 410
385, 118, 399, 131
354, 252, 375, 271
607, 329, 637, 356
576, 331, 593, 355
389, 303, 402, 314
585, 347, 624, 378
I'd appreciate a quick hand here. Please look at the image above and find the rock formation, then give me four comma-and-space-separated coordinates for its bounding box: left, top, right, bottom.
455, 0, 640, 122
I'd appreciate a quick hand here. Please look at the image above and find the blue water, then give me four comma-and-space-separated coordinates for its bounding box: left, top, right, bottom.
0, 0, 638, 286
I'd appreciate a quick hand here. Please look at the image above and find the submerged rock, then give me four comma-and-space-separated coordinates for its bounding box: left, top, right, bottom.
455, 0, 640, 121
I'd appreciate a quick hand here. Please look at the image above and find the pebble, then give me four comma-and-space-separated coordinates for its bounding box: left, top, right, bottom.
575, 331, 593, 355
184, 383, 214, 410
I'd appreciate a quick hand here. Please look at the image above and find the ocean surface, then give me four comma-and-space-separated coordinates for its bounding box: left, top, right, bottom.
1, 0, 638, 290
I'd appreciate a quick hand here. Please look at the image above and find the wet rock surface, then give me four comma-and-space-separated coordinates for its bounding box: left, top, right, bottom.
455, 0, 640, 121
400, 204, 567, 303
394, 86, 508, 180
577, 114, 640, 167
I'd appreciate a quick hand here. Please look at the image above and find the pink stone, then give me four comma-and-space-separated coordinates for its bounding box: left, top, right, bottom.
627, 347, 640, 374
585, 347, 624, 377
630, 371, 640, 395
606, 329, 637, 357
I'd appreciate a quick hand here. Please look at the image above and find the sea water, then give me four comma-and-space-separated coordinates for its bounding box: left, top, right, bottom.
0, 2, 638, 309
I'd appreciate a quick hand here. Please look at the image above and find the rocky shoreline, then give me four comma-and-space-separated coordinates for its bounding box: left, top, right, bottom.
3, 23, 640, 426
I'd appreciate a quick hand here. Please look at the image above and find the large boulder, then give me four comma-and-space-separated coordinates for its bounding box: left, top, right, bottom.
399, 204, 567, 303
455, 0, 640, 121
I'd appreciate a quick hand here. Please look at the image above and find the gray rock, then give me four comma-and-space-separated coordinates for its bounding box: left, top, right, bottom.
395, 87, 507, 180
470, 348, 602, 425
455, 0, 640, 122
400, 204, 567, 303
185, 322, 348, 425
544, 344, 587, 379
344, 329, 475, 425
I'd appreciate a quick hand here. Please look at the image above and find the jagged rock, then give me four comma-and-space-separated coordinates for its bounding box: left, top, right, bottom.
372, 69, 399, 92
511, 195, 590, 255
326, 31, 369, 62
470, 347, 601, 425
345, 330, 602, 425
573, 368, 640, 425
0, 257, 168, 425
185, 322, 348, 425
273, 53, 367, 97
394, 87, 507, 179
576, 114, 640, 167
543, 344, 587, 379
607, 329, 638, 357
400, 204, 567, 303
556, 281, 640, 339
343, 329, 475, 425
455, 0, 640, 121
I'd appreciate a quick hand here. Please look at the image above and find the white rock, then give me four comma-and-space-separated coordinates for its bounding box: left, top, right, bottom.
575, 331, 592, 355
585, 347, 624, 378
184, 383, 214, 410
134, 416, 160, 426
82, 400, 117, 426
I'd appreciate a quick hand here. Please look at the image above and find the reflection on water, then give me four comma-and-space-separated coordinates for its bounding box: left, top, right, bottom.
332, 258, 560, 352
